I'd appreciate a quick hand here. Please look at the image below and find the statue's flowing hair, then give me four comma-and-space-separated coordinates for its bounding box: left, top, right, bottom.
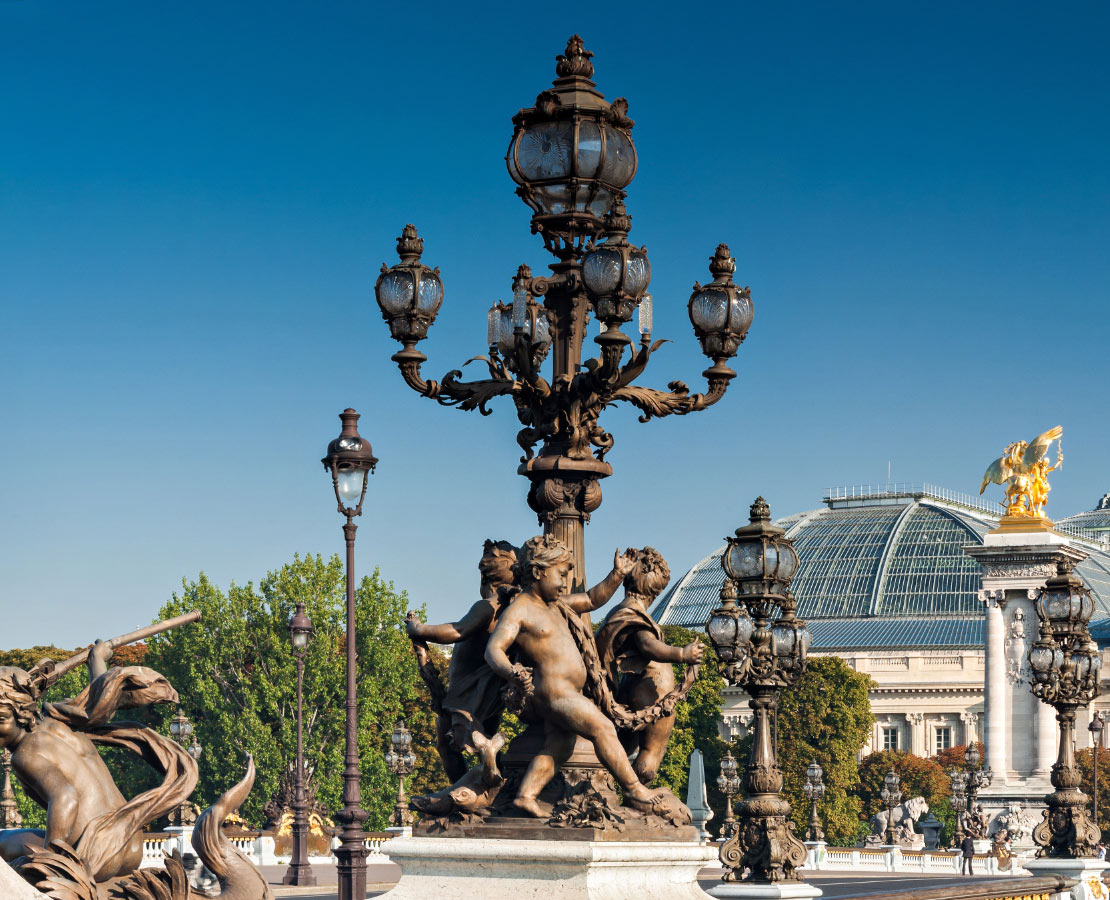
520, 534, 572, 587
623, 547, 670, 599
479, 539, 520, 591
0, 666, 40, 732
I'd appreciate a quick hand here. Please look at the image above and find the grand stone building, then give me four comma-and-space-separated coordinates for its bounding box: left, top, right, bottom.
651, 485, 1110, 758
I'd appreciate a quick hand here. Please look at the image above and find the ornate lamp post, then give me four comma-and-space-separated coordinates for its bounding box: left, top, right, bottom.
803, 761, 825, 843
283, 602, 316, 887
1090, 711, 1104, 833
949, 767, 969, 845
0, 750, 22, 828
168, 709, 202, 826
881, 770, 902, 847
322, 408, 378, 900
704, 498, 809, 884
373, 36, 750, 590
385, 721, 417, 828
1028, 560, 1103, 858
717, 748, 742, 838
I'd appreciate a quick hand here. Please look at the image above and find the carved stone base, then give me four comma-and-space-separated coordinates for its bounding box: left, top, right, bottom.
377, 836, 717, 900
0, 857, 45, 900
708, 881, 822, 899
1025, 857, 1109, 900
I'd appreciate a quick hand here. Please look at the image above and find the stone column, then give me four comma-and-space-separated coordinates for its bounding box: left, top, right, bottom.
982, 591, 1008, 782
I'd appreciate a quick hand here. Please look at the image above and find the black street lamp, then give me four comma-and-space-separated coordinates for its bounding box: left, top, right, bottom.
1028, 560, 1103, 858
949, 767, 969, 846
1090, 712, 1104, 834
168, 709, 202, 827
716, 748, 742, 836
803, 760, 825, 843
283, 602, 316, 887
385, 721, 417, 828
322, 408, 378, 900
881, 770, 902, 846
705, 498, 810, 884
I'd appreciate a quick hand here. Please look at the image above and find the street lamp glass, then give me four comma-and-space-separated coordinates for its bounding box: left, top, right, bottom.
336, 468, 367, 504
965, 744, 981, 768
377, 271, 414, 314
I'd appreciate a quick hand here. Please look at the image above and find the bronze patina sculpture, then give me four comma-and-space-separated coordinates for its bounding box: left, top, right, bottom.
0, 614, 273, 900
596, 547, 702, 785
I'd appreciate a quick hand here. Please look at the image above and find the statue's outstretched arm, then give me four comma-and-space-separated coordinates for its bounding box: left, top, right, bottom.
573, 549, 638, 613
632, 630, 699, 664
408, 601, 494, 645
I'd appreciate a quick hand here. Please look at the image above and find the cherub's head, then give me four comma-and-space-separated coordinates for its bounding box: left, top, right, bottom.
0, 666, 40, 747
622, 547, 670, 602
520, 535, 573, 603
479, 540, 520, 599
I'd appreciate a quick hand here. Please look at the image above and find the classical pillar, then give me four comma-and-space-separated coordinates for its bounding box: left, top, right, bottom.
982, 591, 1009, 781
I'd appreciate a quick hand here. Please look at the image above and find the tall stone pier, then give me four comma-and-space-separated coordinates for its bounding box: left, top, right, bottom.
966, 529, 1088, 836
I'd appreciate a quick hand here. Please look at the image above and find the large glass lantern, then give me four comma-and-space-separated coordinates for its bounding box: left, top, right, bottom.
322, 409, 378, 517
506, 35, 637, 255
374, 225, 444, 344
722, 497, 800, 599
289, 602, 313, 653
1037, 561, 1096, 636
706, 580, 754, 663
581, 201, 651, 327
688, 244, 754, 362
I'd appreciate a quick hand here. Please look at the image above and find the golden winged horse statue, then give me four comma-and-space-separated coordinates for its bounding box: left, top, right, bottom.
979, 426, 1063, 519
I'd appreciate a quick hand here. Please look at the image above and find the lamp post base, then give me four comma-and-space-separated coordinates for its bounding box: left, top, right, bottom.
281, 863, 318, 887
1024, 858, 1109, 900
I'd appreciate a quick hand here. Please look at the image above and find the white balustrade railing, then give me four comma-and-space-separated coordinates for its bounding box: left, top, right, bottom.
801, 842, 1029, 876
138, 828, 403, 870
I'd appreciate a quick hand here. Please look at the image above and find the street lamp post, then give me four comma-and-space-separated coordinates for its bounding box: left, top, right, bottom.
1090, 712, 1104, 833
803, 761, 825, 843
168, 709, 202, 827
283, 602, 316, 887
949, 768, 968, 846
881, 770, 902, 847
948, 744, 992, 840
1028, 560, 1103, 858
716, 748, 742, 839
704, 498, 810, 884
322, 408, 378, 900
373, 36, 750, 593
385, 721, 417, 828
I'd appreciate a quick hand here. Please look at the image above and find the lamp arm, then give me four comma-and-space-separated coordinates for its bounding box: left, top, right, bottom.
391, 346, 519, 416
610, 363, 735, 423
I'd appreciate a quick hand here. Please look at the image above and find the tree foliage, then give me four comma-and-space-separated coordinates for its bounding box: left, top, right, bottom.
776, 656, 876, 846
857, 750, 953, 843
1075, 746, 1110, 830
143, 553, 448, 829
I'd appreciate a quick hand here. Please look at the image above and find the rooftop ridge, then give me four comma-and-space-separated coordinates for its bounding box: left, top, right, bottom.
823, 482, 1000, 518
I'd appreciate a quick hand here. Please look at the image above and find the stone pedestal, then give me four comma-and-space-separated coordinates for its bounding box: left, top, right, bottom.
379, 835, 718, 900
708, 881, 822, 899
1025, 857, 1109, 900
0, 857, 46, 900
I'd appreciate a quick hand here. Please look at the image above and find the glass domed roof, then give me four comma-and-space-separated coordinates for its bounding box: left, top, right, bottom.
652, 485, 1110, 650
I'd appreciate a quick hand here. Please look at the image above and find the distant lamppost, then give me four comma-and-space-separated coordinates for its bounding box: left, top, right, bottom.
385, 721, 417, 828
1028, 560, 1103, 858
705, 497, 809, 884
881, 770, 902, 846
717, 748, 742, 838
1090, 712, 1104, 833
0, 750, 22, 828
283, 602, 316, 887
803, 760, 825, 843
322, 408, 378, 900
949, 767, 969, 845
169, 709, 202, 826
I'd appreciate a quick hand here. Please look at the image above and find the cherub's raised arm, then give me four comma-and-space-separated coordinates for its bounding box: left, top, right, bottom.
633, 630, 703, 665
406, 601, 494, 645
567, 549, 638, 614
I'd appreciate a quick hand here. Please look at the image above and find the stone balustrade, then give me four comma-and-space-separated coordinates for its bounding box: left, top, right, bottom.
138, 828, 402, 869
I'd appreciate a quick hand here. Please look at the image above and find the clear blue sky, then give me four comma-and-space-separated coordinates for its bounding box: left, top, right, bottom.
1, 1, 1105, 649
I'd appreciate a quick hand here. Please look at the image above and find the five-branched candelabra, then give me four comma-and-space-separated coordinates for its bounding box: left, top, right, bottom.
949, 743, 991, 842
803, 760, 825, 843
385, 721, 417, 828
705, 498, 810, 884
1028, 560, 1103, 858
373, 35, 752, 587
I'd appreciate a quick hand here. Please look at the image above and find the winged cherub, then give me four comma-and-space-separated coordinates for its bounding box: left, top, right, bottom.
979, 426, 1063, 518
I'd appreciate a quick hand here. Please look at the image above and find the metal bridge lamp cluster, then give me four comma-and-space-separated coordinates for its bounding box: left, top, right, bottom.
1028, 560, 1103, 858
704, 497, 810, 884
803, 760, 825, 843
283, 601, 317, 887
717, 748, 742, 835
385, 720, 418, 828
881, 770, 903, 847
373, 35, 754, 589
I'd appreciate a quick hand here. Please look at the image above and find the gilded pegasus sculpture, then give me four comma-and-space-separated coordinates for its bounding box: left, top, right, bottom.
979, 426, 1063, 519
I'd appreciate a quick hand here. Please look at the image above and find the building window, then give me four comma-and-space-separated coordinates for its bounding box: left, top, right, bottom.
935, 727, 952, 753
883, 728, 899, 751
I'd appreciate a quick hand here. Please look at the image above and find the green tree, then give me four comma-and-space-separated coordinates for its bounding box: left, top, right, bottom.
654, 625, 727, 815
857, 750, 952, 843
1075, 746, 1110, 831
775, 656, 876, 846
144, 553, 448, 829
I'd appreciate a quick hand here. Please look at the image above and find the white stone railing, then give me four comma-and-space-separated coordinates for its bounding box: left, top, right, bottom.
139, 827, 404, 869
802, 842, 1030, 876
